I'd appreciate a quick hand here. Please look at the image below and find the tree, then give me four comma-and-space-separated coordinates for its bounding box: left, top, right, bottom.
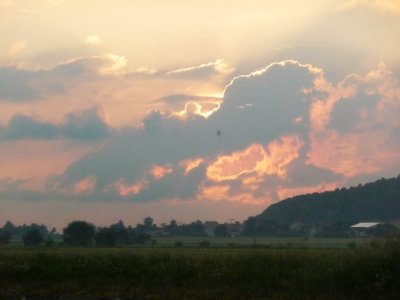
143, 217, 154, 228
166, 219, 178, 235
177, 221, 205, 236
23, 229, 44, 246
257, 219, 278, 236
95, 227, 118, 247
0, 230, 11, 246
110, 220, 131, 244
3, 221, 16, 234
63, 221, 95, 246
132, 232, 151, 244
136, 217, 156, 233
242, 217, 257, 236
213, 224, 230, 237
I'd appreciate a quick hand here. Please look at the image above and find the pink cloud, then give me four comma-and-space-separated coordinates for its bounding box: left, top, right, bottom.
74, 177, 96, 194
308, 63, 400, 177
149, 164, 174, 180
110, 179, 149, 197
180, 158, 204, 175
207, 135, 303, 182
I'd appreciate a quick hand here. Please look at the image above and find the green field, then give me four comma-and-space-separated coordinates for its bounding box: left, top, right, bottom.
1, 239, 400, 299
151, 236, 366, 249
7, 235, 367, 249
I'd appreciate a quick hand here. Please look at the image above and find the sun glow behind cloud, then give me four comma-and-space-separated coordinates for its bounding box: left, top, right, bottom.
172, 101, 222, 120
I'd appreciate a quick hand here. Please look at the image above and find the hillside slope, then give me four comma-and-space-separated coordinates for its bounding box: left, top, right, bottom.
256, 175, 400, 225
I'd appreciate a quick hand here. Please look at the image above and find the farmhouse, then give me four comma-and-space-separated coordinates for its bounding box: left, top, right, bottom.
350, 222, 398, 237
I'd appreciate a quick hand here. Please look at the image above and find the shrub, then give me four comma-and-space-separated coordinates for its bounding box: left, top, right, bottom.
23, 229, 44, 246
0, 230, 11, 246
63, 221, 95, 246
174, 240, 183, 247
198, 240, 210, 247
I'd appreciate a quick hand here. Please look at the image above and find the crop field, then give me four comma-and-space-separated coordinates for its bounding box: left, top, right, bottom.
151, 236, 365, 249
1, 240, 400, 299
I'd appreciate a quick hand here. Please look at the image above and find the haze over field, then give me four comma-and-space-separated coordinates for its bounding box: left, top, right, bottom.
0, 0, 399, 229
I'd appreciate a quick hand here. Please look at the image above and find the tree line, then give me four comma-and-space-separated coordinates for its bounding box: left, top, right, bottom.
0, 217, 241, 247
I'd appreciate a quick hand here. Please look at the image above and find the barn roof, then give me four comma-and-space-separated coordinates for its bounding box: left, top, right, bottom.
350, 222, 381, 228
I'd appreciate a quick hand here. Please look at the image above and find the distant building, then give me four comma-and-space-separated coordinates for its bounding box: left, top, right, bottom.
225, 222, 243, 237
203, 221, 219, 236
350, 222, 399, 237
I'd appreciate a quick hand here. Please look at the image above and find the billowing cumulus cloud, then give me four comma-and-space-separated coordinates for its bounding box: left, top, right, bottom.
308, 64, 400, 178
2, 60, 399, 208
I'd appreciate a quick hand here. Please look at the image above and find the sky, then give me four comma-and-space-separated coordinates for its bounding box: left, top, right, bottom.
0, 0, 399, 229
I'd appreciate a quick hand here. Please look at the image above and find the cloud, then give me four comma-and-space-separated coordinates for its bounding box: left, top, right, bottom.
154, 94, 221, 105
206, 135, 303, 182
307, 63, 400, 178
0, 67, 40, 101
3, 115, 58, 139
3, 60, 399, 207
43, 60, 328, 202
2, 107, 113, 140
166, 59, 233, 79
0, 53, 127, 102
61, 107, 113, 140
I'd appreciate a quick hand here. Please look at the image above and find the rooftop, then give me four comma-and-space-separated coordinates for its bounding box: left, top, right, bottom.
350, 222, 381, 228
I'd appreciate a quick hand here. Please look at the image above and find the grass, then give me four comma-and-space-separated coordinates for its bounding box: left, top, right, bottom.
152, 236, 366, 249
1, 241, 400, 299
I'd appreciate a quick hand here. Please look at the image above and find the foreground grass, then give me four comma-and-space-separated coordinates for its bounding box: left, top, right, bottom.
152, 236, 365, 248
1, 246, 400, 299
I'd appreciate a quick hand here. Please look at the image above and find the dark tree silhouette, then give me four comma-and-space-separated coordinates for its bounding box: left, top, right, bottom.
95, 227, 118, 247
143, 217, 154, 228
242, 217, 257, 236
0, 230, 11, 246
132, 232, 151, 244
213, 224, 230, 237
256, 175, 400, 226
63, 221, 95, 246
23, 229, 44, 246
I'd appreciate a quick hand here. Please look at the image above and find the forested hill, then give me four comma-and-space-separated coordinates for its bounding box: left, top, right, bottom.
256, 175, 400, 225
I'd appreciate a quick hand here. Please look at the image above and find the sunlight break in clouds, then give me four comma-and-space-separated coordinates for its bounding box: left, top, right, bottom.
173, 101, 222, 120
85, 34, 101, 46
7, 40, 27, 57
